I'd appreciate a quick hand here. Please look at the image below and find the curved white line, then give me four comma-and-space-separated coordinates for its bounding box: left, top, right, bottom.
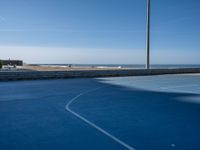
65, 86, 135, 150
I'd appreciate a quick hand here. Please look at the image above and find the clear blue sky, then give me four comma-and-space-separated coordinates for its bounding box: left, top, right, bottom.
0, 0, 200, 64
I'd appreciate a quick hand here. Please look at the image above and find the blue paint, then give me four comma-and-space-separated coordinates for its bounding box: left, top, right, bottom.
0, 75, 200, 150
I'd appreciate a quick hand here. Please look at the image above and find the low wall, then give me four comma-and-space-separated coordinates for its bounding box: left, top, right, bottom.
0, 68, 200, 81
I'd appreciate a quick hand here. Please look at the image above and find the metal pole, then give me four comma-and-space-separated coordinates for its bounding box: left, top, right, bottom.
146, 0, 150, 69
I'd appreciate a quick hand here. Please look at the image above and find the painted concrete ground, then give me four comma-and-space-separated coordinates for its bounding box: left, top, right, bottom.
0, 74, 200, 150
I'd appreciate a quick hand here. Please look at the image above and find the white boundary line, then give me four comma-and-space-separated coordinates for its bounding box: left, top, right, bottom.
65, 86, 135, 150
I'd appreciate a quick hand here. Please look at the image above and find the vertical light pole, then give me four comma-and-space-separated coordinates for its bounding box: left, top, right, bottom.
146, 0, 150, 69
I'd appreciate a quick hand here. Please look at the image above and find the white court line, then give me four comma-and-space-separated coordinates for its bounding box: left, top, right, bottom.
65, 86, 135, 150
160, 84, 199, 90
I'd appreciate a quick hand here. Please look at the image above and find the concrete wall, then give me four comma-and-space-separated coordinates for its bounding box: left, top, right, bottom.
0, 68, 200, 81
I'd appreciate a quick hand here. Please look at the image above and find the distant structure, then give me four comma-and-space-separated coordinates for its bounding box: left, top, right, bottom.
2, 60, 23, 66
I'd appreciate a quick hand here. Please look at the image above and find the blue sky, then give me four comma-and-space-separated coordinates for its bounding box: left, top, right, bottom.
0, 0, 200, 64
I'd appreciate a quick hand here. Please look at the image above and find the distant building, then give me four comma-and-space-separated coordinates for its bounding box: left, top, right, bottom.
2, 60, 23, 66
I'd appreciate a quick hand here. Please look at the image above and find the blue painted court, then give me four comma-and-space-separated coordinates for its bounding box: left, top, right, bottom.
0, 74, 200, 150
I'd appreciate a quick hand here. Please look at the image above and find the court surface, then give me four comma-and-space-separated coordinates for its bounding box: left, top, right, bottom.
0, 74, 200, 150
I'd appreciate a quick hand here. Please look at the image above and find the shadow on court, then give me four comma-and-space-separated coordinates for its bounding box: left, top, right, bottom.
0, 78, 200, 150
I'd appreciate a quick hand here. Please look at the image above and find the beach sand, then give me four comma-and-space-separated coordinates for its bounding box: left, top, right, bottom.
18, 65, 125, 71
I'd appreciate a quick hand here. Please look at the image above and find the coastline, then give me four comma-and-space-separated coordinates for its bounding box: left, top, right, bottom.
20, 64, 124, 71
2, 64, 200, 72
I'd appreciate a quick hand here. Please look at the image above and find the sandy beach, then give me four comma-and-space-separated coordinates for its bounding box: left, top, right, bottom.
16, 65, 125, 71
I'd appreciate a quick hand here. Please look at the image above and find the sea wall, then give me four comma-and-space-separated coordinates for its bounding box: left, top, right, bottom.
0, 68, 200, 81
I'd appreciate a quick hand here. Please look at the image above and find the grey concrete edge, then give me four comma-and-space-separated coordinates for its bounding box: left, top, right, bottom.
0, 68, 200, 81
